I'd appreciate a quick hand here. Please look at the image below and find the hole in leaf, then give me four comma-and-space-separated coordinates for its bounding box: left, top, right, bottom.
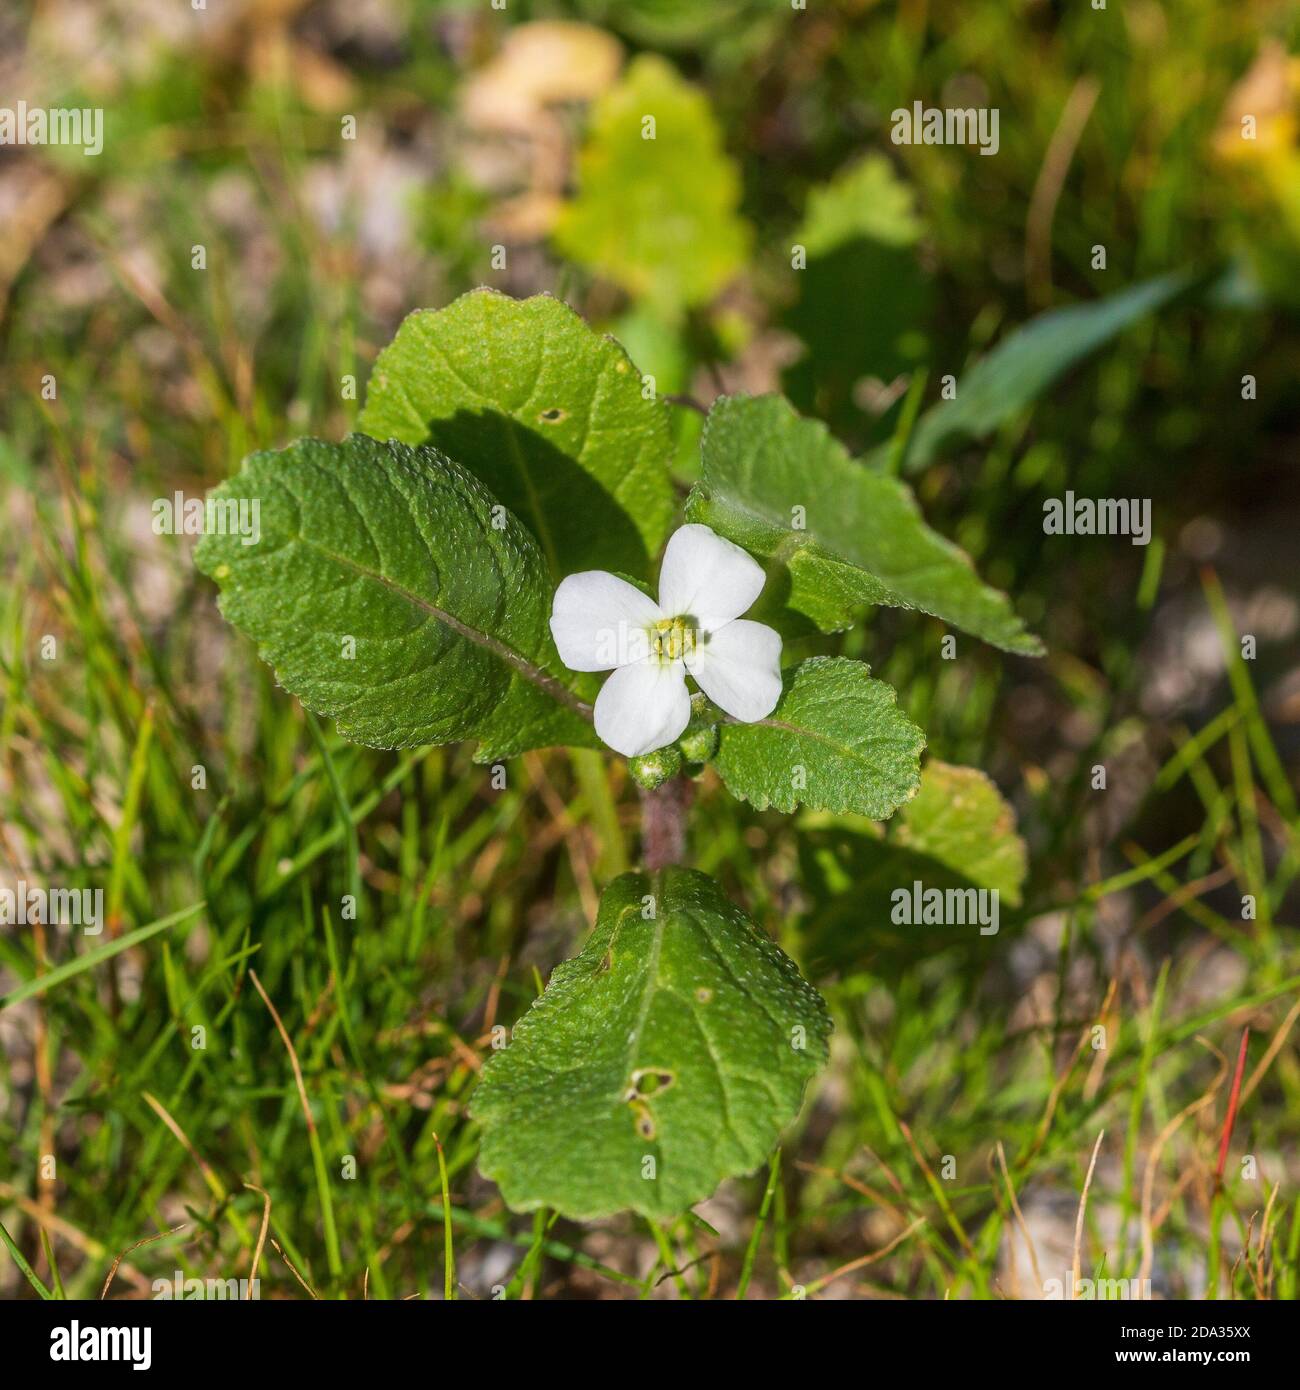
628, 1067, 674, 1097
538, 407, 566, 423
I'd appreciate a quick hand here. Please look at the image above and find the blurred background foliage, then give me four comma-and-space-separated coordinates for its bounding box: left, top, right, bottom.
1, 0, 1299, 1299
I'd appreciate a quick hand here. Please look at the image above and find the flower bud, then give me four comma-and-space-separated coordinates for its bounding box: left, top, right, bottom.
629, 745, 684, 790
678, 722, 719, 765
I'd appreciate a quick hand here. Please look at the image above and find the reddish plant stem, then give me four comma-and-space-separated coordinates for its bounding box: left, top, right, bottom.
1215, 1027, 1250, 1185
639, 778, 693, 871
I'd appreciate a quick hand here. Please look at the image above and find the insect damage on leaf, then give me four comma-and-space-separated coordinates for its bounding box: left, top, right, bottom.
472, 867, 830, 1221
359, 289, 674, 581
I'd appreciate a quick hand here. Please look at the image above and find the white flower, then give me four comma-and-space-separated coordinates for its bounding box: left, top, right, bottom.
550, 524, 783, 758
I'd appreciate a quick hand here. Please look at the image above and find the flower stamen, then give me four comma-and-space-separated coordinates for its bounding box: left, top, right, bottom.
651, 616, 697, 664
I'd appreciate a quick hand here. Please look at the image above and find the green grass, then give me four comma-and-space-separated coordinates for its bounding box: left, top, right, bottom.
1, 514, 1294, 1298
2, 0, 1298, 1300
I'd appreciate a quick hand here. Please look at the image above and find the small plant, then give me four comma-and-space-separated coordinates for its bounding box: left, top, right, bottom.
195, 288, 1038, 1221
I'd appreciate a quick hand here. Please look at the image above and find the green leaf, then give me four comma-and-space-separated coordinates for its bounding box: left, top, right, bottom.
577, 0, 750, 47
795, 831, 989, 976
793, 764, 1026, 974
903, 273, 1190, 471
687, 394, 1042, 654
796, 771, 1027, 976
712, 656, 925, 819
554, 55, 751, 316
795, 154, 924, 255
0, 1219, 55, 1300
893, 760, 1027, 906
472, 867, 830, 1221
785, 156, 930, 430
194, 435, 598, 760
358, 289, 674, 580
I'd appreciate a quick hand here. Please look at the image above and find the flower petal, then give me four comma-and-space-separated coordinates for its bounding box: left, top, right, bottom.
593, 660, 691, 757
685, 619, 783, 723
550, 571, 663, 672
657, 524, 765, 630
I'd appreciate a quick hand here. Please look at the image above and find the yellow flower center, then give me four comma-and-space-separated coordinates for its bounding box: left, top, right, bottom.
651, 616, 697, 663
